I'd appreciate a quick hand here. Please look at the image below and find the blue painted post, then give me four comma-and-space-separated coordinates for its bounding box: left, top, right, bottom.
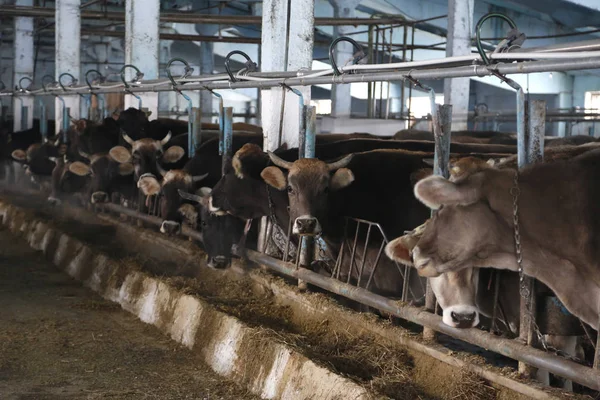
192, 107, 202, 155
39, 100, 47, 142
62, 107, 70, 143
304, 106, 316, 158
21, 105, 29, 130
221, 107, 233, 176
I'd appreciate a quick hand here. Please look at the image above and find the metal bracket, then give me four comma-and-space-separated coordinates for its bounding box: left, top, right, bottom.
224, 50, 258, 83
329, 36, 366, 76
166, 57, 195, 155
18, 77, 34, 93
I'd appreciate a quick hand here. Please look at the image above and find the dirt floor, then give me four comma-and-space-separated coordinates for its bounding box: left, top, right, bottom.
0, 226, 259, 400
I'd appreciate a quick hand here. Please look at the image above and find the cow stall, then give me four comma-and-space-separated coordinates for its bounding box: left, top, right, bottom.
2, 15, 600, 398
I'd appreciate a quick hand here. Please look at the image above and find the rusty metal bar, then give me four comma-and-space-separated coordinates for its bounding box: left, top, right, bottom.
234, 246, 600, 391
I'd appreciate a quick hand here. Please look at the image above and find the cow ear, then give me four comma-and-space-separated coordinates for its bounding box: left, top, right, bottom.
330, 168, 354, 191
385, 236, 414, 266
144, 110, 152, 118
109, 146, 132, 164
414, 175, 481, 210
11, 149, 26, 161
118, 163, 134, 176
68, 161, 91, 176
162, 146, 185, 164
261, 166, 287, 190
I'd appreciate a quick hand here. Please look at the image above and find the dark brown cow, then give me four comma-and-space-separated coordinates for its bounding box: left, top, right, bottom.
385, 147, 600, 328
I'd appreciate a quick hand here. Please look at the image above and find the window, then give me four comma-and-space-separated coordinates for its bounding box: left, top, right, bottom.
405, 94, 445, 118
310, 99, 332, 115
585, 91, 600, 114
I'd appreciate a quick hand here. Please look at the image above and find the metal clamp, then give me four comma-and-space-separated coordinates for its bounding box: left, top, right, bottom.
120, 64, 144, 109
58, 72, 78, 91
329, 36, 366, 76
224, 50, 258, 83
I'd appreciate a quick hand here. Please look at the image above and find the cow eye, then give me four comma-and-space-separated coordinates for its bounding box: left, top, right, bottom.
287, 186, 294, 194
132, 151, 140, 159
157, 149, 164, 157
201, 221, 207, 227
323, 186, 330, 194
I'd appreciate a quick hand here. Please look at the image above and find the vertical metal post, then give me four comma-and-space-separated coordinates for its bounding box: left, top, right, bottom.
221, 107, 233, 176
20, 105, 28, 131
367, 25, 374, 119
305, 106, 316, 158
39, 100, 47, 142
518, 99, 545, 378
192, 107, 202, 155
423, 103, 452, 341
298, 104, 308, 159
516, 88, 527, 168
62, 107, 70, 143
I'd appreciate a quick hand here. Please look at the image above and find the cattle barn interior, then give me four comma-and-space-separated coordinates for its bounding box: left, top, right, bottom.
1, 0, 600, 399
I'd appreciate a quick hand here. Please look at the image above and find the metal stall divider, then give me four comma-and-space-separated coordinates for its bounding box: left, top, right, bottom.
166, 57, 196, 157
17, 77, 33, 130
85, 69, 107, 122
43, 75, 69, 143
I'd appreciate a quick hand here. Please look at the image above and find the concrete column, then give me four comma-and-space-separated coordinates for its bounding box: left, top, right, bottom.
125, 0, 159, 119
443, 0, 474, 131
328, 0, 360, 119
158, 41, 172, 117
55, 0, 81, 134
13, 0, 34, 131
260, 0, 315, 150
197, 1, 218, 122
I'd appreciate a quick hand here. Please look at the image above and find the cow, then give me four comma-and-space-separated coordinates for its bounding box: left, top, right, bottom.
178, 188, 247, 269
77, 151, 136, 205
158, 134, 263, 235
382, 147, 600, 330
46, 156, 92, 205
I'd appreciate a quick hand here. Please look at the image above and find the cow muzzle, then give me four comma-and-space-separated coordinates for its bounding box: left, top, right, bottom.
293, 215, 322, 236
207, 255, 230, 269
160, 220, 181, 235
444, 306, 480, 329
47, 196, 62, 206
91, 191, 109, 204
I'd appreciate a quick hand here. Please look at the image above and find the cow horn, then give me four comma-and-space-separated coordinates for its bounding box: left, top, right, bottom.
160, 131, 172, 146
327, 154, 353, 171
78, 149, 91, 160
53, 136, 61, 147
121, 129, 135, 146
192, 173, 209, 183
178, 189, 203, 204
267, 151, 294, 170
156, 162, 168, 178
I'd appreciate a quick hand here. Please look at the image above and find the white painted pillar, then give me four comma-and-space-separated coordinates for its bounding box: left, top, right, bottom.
444, 0, 474, 131
197, 1, 218, 122
55, 0, 81, 134
558, 76, 574, 137
328, 0, 361, 119
260, 0, 315, 150
125, 0, 159, 119
159, 41, 172, 116
13, 0, 34, 131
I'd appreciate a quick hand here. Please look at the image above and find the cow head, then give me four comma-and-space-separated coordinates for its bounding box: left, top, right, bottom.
48, 156, 92, 205
13, 137, 65, 176
158, 169, 208, 235
210, 143, 273, 220
78, 150, 134, 204
117, 107, 151, 138
261, 152, 354, 236
178, 188, 246, 269
385, 223, 481, 329
108, 130, 185, 195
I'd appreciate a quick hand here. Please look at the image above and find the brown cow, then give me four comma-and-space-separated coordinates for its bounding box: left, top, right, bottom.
385, 148, 600, 328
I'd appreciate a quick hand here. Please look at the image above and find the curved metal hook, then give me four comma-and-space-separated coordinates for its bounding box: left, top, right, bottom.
329, 36, 366, 76
85, 69, 105, 91
119, 64, 144, 88
224, 50, 257, 83
166, 57, 194, 87
58, 72, 78, 91
18, 77, 34, 93
0, 80, 5, 91
42, 75, 57, 92
475, 13, 517, 66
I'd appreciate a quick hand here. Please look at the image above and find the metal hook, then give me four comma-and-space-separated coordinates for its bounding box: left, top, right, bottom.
0, 80, 5, 91
42, 75, 57, 92
85, 69, 105, 91
58, 72, 78, 91
18, 77, 34, 93
166, 57, 194, 88
119, 64, 144, 109
224, 50, 257, 83
166, 57, 195, 154
329, 36, 366, 76
475, 13, 518, 66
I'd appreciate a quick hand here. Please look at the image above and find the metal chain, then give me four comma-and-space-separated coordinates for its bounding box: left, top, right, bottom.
511, 171, 552, 353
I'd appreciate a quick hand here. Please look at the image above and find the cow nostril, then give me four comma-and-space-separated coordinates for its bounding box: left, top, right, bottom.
451, 311, 459, 322
464, 312, 476, 322
451, 311, 476, 323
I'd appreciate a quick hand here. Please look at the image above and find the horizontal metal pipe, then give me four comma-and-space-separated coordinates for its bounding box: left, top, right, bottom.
0, 5, 418, 26
3, 57, 600, 97
101, 203, 203, 242
237, 247, 600, 391
82, 29, 262, 44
